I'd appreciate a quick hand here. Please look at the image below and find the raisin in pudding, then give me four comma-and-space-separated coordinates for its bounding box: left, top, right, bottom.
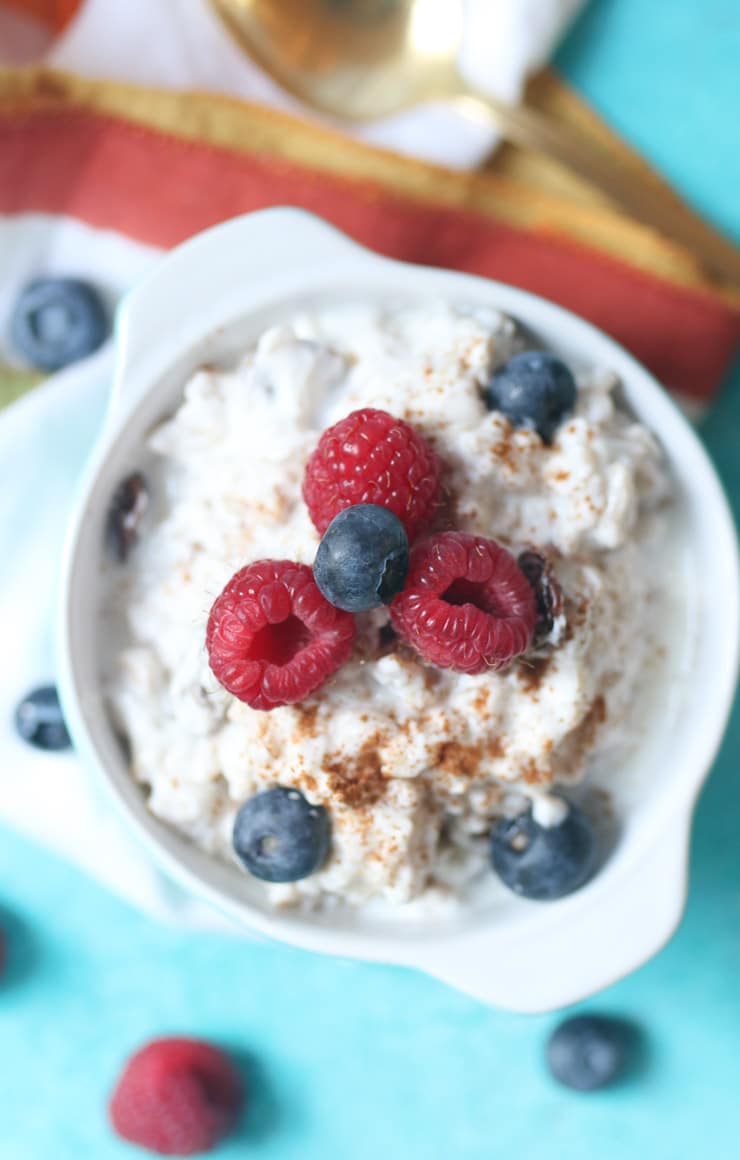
106, 302, 669, 910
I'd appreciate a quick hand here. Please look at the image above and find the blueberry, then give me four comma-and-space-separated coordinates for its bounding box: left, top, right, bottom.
547, 1015, 629, 1091
314, 504, 409, 613
14, 685, 71, 751
10, 278, 108, 371
490, 799, 597, 900
233, 787, 330, 882
484, 351, 577, 442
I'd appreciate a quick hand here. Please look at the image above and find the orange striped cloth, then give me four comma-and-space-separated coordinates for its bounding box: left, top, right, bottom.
2, 0, 79, 31
1, 67, 738, 409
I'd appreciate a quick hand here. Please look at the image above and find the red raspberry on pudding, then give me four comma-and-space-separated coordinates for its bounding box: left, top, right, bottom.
390, 532, 536, 673
206, 559, 355, 710
303, 407, 442, 541
109, 1037, 244, 1156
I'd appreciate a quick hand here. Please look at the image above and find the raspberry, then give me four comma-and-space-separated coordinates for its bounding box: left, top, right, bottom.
109, 1038, 244, 1156
206, 560, 355, 710
303, 408, 442, 541
390, 532, 536, 673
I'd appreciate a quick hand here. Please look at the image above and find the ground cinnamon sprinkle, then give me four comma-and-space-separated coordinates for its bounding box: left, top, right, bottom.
562, 595, 589, 643
562, 694, 608, 762
251, 491, 290, 521
521, 760, 549, 785
580, 694, 607, 743
473, 686, 491, 714
517, 654, 552, 693
486, 736, 505, 760
293, 702, 320, 740
420, 665, 444, 692
323, 735, 389, 808
435, 740, 483, 778
491, 432, 518, 474
435, 734, 503, 778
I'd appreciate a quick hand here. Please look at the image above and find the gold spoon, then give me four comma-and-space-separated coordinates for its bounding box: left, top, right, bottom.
211, 0, 740, 287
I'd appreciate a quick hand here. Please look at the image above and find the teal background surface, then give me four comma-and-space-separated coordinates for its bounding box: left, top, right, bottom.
2, 1, 740, 1156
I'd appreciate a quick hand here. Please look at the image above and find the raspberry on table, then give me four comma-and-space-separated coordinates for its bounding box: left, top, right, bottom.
302, 407, 442, 541
206, 559, 355, 710
109, 1037, 244, 1156
390, 532, 536, 673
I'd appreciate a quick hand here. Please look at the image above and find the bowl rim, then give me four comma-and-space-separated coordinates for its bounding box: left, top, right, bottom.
56, 208, 740, 1010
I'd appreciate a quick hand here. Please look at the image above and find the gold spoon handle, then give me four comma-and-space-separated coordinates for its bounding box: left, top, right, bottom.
459, 87, 740, 288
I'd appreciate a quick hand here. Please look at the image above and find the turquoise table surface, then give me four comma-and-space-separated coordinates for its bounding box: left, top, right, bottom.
3, 2, 740, 1157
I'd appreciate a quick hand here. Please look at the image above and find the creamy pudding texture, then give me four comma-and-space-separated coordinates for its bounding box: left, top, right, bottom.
106, 302, 668, 908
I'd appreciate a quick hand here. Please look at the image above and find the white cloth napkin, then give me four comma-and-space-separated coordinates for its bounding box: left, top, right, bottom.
39, 0, 585, 169
0, 214, 241, 928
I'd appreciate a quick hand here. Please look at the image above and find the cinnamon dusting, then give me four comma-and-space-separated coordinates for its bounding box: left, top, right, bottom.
472, 686, 491, 714
435, 741, 483, 779
435, 735, 504, 779
293, 701, 320, 741
521, 760, 549, 785
562, 595, 589, 643
578, 695, 607, 748
517, 655, 552, 693
323, 736, 389, 809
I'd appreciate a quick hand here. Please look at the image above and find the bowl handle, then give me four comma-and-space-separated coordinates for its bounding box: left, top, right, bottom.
417, 819, 691, 1013
107, 208, 371, 423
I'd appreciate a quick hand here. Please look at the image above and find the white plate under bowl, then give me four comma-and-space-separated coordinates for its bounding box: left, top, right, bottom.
57, 208, 739, 1012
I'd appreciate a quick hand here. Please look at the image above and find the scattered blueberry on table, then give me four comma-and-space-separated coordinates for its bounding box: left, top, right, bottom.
484, 350, 577, 442
490, 798, 597, 900
109, 1037, 244, 1155
547, 1014, 632, 1091
10, 277, 108, 371
14, 685, 71, 752
233, 786, 331, 883
314, 503, 409, 612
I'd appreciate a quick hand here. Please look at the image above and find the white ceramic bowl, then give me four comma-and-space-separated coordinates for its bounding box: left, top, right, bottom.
57, 208, 739, 1012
